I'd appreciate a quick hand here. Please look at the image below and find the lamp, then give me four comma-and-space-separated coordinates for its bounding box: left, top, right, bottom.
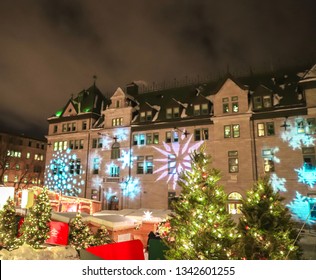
173, 127, 189, 138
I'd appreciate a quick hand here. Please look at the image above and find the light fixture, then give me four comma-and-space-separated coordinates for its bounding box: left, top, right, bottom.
173, 127, 190, 138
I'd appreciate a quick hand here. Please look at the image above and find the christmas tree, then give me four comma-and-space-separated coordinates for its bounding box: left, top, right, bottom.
20, 187, 52, 248
93, 226, 112, 246
164, 148, 238, 260
69, 212, 95, 250
238, 177, 302, 259
0, 198, 21, 250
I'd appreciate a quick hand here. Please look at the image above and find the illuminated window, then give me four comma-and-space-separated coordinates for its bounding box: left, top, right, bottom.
146, 111, 152, 121
168, 154, 176, 174
140, 112, 146, 122
166, 108, 172, 119
111, 142, 120, 159
4, 175, 8, 183
166, 131, 172, 143
224, 125, 231, 138
228, 192, 242, 214
232, 125, 240, 138
194, 104, 200, 116
228, 151, 238, 173
257, 123, 265, 136
232, 96, 239, 112
5, 162, 9, 169
63, 140, 68, 150
307, 194, 316, 219
14, 176, 19, 183
133, 134, 145, 145
262, 149, 275, 173
173, 107, 180, 118
193, 103, 209, 116
145, 156, 153, 174
146, 133, 152, 144
166, 107, 180, 119
26, 152, 31, 159
137, 156, 144, 174
201, 103, 209, 115
93, 158, 100, 174
112, 118, 123, 127
296, 119, 305, 134
194, 128, 209, 141
16, 164, 20, 170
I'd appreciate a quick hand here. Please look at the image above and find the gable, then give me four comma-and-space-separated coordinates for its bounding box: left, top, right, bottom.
61, 100, 78, 117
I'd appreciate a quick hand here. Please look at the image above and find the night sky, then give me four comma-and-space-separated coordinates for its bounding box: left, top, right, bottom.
1, 0, 316, 140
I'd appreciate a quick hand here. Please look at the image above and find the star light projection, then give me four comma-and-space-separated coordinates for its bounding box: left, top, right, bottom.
153, 134, 204, 189
45, 149, 85, 196
295, 166, 316, 188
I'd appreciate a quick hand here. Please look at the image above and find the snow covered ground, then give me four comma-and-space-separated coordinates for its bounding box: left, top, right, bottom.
0, 244, 79, 260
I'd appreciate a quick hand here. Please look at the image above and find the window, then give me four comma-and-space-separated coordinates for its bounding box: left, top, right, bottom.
166, 131, 178, 143
194, 104, 209, 116
201, 103, 209, 115
296, 119, 305, 134
4, 175, 8, 183
306, 118, 316, 134
257, 122, 275, 137
166, 107, 180, 119
253, 96, 262, 109
53, 125, 58, 133
166, 131, 172, 143
14, 176, 19, 183
34, 165, 42, 173
222, 97, 229, 113
139, 111, 152, 122
194, 105, 201, 116
75, 159, 81, 175
16, 164, 20, 170
82, 121, 87, 130
5, 162, 9, 169
232, 125, 240, 138
93, 158, 100, 174
132, 134, 145, 145
228, 151, 238, 173
146, 133, 152, 144
232, 96, 239, 113
194, 128, 209, 141
307, 194, 316, 220
110, 165, 120, 177
224, 125, 231, 138
111, 142, 120, 159
69, 140, 74, 150
262, 149, 275, 173
302, 147, 315, 170
116, 100, 120, 108
26, 152, 31, 159
228, 192, 242, 214
168, 154, 176, 174
153, 133, 159, 144
263, 96, 272, 108
92, 138, 103, 149
145, 156, 153, 174
62, 124, 67, 132
112, 118, 123, 127
79, 139, 84, 149
137, 156, 144, 174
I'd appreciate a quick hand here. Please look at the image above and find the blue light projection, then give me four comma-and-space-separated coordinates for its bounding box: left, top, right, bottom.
295, 165, 316, 188
153, 134, 204, 189
287, 191, 316, 225
104, 188, 118, 201
269, 173, 287, 192
281, 120, 315, 150
113, 128, 129, 141
119, 176, 141, 199
118, 149, 136, 169
45, 149, 85, 196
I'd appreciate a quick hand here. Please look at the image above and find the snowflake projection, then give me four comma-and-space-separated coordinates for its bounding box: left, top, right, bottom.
281, 121, 315, 150
91, 175, 103, 189
119, 176, 141, 199
287, 191, 316, 225
100, 136, 112, 150
104, 188, 118, 202
118, 149, 136, 169
114, 128, 129, 141
153, 134, 204, 189
269, 173, 287, 192
45, 149, 85, 196
271, 147, 280, 163
295, 165, 316, 188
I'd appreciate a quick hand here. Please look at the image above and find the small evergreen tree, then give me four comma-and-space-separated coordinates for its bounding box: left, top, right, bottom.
20, 187, 52, 248
0, 198, 21, 250
164, 149, 238, 260
93, 226, 112, 246
238, 177, 302, 259
69, 213, 94, 250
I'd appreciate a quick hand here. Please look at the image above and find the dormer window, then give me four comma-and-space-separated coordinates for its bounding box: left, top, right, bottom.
253, 96, 262, 109
116, 100, 120, 108
194, 103, 209, 116
140, 111, 152, 122
166, 107, 180, 119
232, 96, 239, 112
222, 98, 229, 113
263, 96, 272, 108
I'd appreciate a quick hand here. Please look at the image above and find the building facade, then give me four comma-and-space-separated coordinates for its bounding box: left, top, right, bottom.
45, 64, 316, 223
0, 132, 47, 189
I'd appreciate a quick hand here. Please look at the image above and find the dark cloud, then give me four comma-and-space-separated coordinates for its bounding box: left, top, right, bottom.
0, 0, 315, 139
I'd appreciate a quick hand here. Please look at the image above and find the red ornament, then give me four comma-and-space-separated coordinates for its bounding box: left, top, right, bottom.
202, 172, 207, 179
245, 225, 250, 230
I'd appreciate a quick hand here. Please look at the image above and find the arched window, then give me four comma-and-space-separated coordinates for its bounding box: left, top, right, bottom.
111, 142, 120, 159
228, 192, 242, 214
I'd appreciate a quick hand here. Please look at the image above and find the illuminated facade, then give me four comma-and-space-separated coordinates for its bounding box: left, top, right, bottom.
45, 64, 316, 223
0, 132, 47, 189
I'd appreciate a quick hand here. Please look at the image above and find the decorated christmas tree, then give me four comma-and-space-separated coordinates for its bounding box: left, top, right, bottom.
93, 226, 112, 246
0, 198, 21, 250
69, 213, 94, 250
164, 148, 238, 260
238, 177, 302, 259
20, 186, 52, 248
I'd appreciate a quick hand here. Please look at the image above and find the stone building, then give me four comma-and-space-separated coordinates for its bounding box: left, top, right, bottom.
0, 132, 47, 189
45, 64, 316, 223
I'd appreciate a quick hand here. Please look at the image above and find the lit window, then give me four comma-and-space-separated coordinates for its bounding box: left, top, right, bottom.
110, 165, 120, 177
302, 147, 315, 170
228, 151, 238, 173
16, 164, 20, 170
93, 158, 100, 174
63, 141, 68, 150
26, 152, 31, 159
140, 112, 146, 122
166, 131, 172, 143
139, 134, 145, 145
194, 105, 200, 116
112, 118, 123, 127
228, 192, 242, 214
146, 133, 152, 144
262, 149, 275, 173
224, 125, 231, 138
232, 124, 240, 138
145, 156, 153, 174
232, 96, 239, 112
253, 96, 262, 109
263, 96, 272, 108
146, 111, 152, 121
194, 128, 209, 141
257, 123, 265, 137
166, 108, 172, 119
153, 133, 159, 144
306, 118, 316, 134
201, 103, 209, 115
296, 119, 305, 134
137, 156, 144, 174
4, 175, 8, 183
173, 107, 180, 118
